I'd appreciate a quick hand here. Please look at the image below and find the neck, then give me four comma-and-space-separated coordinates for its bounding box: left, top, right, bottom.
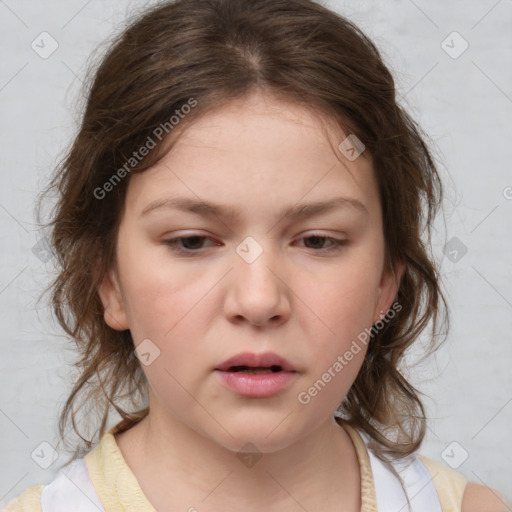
115, 412, 361, 512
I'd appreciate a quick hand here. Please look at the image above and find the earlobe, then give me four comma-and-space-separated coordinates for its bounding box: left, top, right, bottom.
97, 268, 130, 331
374, 261, 405, 323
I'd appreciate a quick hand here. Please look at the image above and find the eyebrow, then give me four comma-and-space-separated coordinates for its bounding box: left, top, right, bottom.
140, 196, 368, 221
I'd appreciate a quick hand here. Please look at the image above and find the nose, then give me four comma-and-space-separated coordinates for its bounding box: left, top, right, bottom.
223, 242, 291, 328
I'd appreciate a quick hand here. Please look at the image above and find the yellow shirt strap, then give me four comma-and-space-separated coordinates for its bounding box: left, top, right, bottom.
419, 454, 468, 512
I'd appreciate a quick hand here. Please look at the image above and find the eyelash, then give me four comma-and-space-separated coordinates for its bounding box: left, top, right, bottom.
162, 233, 348, 256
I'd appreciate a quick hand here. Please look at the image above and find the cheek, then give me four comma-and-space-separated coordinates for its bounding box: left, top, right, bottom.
297, 260, 383, 340
117, 254, 222, 394
120, 262, 213, 401
293, 270, 378, 412
117, 239, 213, 337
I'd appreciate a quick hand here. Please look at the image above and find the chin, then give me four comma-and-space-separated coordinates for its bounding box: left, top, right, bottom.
206, 420, 305, 455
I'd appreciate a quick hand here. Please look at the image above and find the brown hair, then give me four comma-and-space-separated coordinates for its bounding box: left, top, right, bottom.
40, 0, 447, 489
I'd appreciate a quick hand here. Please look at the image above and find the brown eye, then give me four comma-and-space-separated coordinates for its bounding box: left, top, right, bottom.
163, 235, 218, 255
299, 234, 347, 252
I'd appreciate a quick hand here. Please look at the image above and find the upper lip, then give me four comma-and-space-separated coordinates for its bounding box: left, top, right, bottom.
215, 351, 296, 372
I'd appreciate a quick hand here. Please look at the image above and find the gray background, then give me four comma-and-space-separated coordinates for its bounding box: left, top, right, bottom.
1, 0, 511, 507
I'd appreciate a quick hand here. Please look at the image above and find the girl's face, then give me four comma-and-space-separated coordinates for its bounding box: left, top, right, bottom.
99, 90, 400, 453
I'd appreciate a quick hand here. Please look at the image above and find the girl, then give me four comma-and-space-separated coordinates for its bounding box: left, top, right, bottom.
3, 0, 506, 511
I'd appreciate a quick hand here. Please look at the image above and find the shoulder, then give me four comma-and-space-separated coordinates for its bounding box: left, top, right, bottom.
1, 484, 43, 512
419, 455, 508, 512
461, 482, 508, 512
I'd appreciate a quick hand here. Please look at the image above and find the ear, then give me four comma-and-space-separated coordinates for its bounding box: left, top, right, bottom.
97, 267, 130, 331
373, 260, 405, 323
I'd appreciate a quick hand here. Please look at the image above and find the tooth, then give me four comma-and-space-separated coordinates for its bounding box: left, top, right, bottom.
243, 368, 273, 374
227, 365, 284, 374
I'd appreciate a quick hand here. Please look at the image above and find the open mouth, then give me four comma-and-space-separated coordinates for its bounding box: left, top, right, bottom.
215, 359, 297, 397
227, 365, 283, 374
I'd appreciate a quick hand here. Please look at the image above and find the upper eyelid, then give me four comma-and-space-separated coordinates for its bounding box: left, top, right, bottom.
163, 231, 346, 241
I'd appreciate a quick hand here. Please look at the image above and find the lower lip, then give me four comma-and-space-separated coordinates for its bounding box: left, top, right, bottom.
214, 370, 297, 397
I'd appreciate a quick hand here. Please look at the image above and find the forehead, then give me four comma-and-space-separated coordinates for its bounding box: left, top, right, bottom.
174, 91, 351, 165
124, 90, 380, 224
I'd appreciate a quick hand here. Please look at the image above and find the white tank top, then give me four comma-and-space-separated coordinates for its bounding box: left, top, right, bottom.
359, 430, 443, 512
40, 432, 443, 512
